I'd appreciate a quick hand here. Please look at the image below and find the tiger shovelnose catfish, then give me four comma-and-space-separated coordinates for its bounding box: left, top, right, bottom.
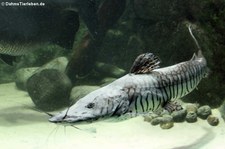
49, 51, 208, 123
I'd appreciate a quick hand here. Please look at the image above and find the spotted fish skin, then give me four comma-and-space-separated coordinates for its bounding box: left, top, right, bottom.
49, 51, 208, 123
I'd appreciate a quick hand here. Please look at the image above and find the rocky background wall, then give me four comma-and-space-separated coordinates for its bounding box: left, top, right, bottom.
98, 0, 225, 107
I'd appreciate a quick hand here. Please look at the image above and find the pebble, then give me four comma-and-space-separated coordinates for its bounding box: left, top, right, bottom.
207, 115, 219, 126
197, 105, 212, 119
150, 114, 173, 126
143, 116, 153, 122
185, 103, 199, 113
143, 113, 159, 122
151, 117, 164, 126
143, 104, 217, 129
160, 122, 174, 129
186, 111, 197, 123
160, 110, 170, 116
162, 115, 173, 123
171, 109, 187, 122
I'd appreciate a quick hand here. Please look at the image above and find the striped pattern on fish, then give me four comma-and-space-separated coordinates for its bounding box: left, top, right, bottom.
49, 50, 208, 123
120, 51, 207, 113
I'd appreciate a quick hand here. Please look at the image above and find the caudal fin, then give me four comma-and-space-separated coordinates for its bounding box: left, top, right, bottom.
188, 24, 206, 61
188, 24, 201, 51
197, 50, 204, 58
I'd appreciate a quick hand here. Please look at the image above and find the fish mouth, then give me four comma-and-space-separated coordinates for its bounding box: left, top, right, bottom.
49, 116, 82, 123
49, 113, 98, 123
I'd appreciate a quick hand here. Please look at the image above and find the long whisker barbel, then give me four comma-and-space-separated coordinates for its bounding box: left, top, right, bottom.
22, 104, 54, 117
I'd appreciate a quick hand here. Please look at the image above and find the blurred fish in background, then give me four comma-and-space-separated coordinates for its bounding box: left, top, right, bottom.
0, 0, 99, 65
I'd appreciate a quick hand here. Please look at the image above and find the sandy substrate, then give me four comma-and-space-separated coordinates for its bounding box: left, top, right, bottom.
0, 83, 224, 149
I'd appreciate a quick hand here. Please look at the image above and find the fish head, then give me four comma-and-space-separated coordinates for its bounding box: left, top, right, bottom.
49, 89, 129, 123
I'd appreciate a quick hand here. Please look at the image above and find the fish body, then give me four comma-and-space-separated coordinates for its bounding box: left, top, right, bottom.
49, 51, 208, 123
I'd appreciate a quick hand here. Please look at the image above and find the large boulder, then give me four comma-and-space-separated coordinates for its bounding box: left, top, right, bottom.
26, 69, 72, 111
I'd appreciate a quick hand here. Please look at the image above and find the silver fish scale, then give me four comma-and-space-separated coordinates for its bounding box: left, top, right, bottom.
0, 41, 34, 56
112, 56, 207, 114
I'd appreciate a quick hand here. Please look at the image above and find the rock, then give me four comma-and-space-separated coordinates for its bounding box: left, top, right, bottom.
143, 113, 159, 122
100, 77, 117, 86
151, 117, 164, 126
70, 85, 100, 103
186, 111, 197, 123
219, 101, 225, 122
160, 122, 174, 129
162, 115, 173, 123
94, 62, 126, 78
171, 109, 187, 122
150, 114, 173, 127
207, 115, 219, 126
17, 44, 67, 67
27, 69, 72, 111
197, 105, 212, 119
15, 67, 39, 90
37, 57, 68, 73
14, 57, 68, 91
160, 110, 170, 116
143, 115, 153, 122
185, 103, 199, 113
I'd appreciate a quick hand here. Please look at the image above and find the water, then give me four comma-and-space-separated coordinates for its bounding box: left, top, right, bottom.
0, 0, 225, 149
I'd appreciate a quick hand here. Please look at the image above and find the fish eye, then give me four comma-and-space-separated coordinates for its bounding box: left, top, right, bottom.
86, 102, 95, 109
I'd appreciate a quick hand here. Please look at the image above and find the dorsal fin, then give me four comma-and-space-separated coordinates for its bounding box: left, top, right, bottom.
130, 53, 160, 74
